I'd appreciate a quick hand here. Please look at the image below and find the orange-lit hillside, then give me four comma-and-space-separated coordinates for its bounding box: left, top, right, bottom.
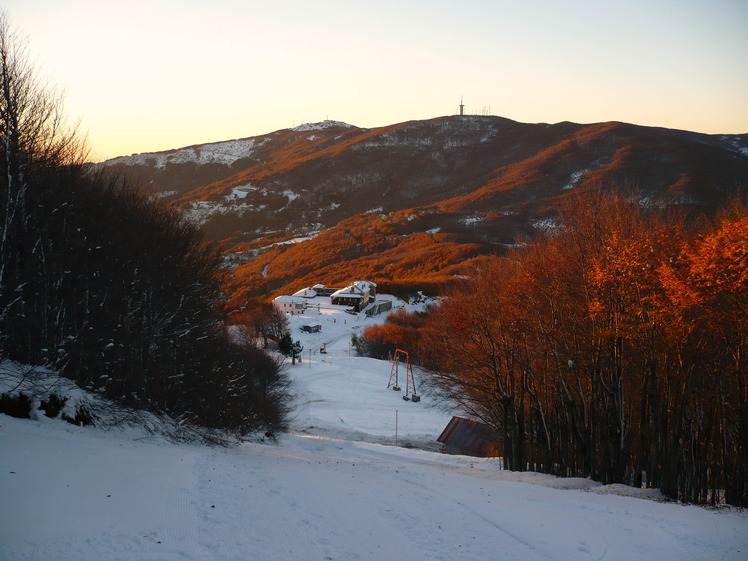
224, 211, 487, 303
98, 116, 748, 302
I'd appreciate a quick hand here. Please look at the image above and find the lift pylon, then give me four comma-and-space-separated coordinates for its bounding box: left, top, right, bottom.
386, 349, 419, 402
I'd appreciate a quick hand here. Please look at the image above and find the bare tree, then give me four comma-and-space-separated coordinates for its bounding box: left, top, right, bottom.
252, 302, 289, 348
0, 10, 86, 332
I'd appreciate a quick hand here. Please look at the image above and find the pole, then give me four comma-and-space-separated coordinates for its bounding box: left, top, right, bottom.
395, 410, 398, 447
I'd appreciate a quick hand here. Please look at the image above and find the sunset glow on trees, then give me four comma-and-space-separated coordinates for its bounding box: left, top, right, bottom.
422, 191, 747, 506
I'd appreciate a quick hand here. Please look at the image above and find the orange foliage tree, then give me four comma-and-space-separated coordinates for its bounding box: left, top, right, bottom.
422, 190, 748, 506
357, 308, 428, 361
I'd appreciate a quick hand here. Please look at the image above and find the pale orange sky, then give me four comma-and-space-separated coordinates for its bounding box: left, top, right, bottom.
8, 0, 748, 161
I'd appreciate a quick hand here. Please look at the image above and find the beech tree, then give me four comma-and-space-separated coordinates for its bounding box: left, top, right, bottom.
423, 190, 748, 506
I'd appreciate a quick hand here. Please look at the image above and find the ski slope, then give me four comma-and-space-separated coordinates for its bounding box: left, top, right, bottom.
284, 297, 451, 446
1, 300, 747, 560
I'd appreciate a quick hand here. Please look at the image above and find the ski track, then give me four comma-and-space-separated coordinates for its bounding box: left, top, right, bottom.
162, 450, 202, 555
2, 416, 748, 561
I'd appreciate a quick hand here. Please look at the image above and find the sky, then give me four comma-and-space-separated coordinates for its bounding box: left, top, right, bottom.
6, 0, 748, 162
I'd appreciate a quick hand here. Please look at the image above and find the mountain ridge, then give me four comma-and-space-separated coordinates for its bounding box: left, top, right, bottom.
97, 115, 748, 299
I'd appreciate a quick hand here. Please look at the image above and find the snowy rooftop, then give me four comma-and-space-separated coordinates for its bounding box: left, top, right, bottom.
292, 287, 319, 298
273, 295, 306, 303
330, 281, 376, 299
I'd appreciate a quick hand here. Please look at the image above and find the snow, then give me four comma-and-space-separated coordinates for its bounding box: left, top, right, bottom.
182, 183, 287, 225
461, 215, 483, 226
563, 168, 588, 190
720, 135, 748, 158
531, 217, 561, 232
2, 300, 747, 560
355, 134, 434, 150
106, 138, 258, 169
258, 232, 321, 252
283, 189, 299, 203
291, 120, 353, 132
184, 200, 227, 225
230, 184, 258, 199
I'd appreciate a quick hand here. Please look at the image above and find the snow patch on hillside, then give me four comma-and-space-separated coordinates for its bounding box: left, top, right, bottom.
170, 138, 257, 167
354, 133, 434, 150
720, 135, 748, 157
184, 200, 228, 224
461, 215, 483, 226
564, 168, 588, 190
270, 233, 320, 248
230, 184, 258, 199
291, 120, 353, 132
532, 217, 561, 232
106, 137, 260, 169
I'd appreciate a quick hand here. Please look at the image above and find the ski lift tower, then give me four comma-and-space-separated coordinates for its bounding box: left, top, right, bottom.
387, 349, 420, 402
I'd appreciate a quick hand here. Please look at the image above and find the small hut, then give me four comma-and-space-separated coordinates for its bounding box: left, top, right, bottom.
437, 416, 502, 458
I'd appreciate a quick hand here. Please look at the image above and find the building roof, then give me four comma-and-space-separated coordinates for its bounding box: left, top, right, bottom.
436, 416, 501, 458
331, 281, 375, 299
331, 285, 366, 299
293, 287, 318, 298
273, 295, 305, 304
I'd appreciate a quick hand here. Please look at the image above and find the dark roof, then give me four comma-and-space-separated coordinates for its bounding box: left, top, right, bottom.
437, 416, 502, 458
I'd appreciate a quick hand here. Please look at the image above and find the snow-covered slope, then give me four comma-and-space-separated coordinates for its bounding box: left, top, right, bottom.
104, 137, 263, 169
2, 301, 747, 560
282, 296, 449, 445
2, 415, 746, 560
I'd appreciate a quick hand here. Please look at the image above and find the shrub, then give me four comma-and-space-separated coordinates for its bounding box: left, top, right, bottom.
40, 393, 67, 418
357, 308, 427, 361
0, 393, 32, 419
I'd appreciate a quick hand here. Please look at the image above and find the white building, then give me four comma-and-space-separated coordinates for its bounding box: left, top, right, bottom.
273, 295, 307, 315
330, 281, 377, 311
